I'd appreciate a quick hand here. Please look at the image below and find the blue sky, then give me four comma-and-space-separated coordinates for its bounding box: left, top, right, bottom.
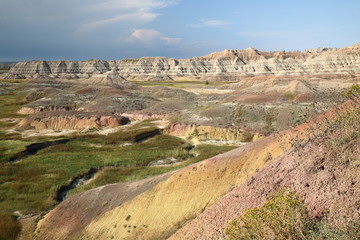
1, 0, 359, 61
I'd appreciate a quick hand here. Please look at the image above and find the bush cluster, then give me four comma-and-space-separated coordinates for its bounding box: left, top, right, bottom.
226, 190, 312, 240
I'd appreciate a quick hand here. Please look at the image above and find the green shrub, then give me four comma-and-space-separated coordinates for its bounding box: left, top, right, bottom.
343, 84, 360, 99
226, 190, 312, 240
282, 92, 297, 102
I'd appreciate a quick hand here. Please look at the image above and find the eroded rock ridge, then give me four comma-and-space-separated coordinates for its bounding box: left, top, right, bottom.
5, 43, 360, 80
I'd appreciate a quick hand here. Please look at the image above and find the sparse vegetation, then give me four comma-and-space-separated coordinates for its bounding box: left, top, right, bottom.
291, 86, 360, 166
282, 91, 297, 102
226, 190, 313, 240
262, 108, 278, 135
231, 104, 246, 124
68, 143, 236, 195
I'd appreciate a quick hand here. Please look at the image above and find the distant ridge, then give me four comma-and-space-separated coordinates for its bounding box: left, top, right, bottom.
3, 43, 360, 80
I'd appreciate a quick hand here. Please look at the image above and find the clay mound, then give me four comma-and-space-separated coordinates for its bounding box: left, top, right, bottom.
25, 75, 72, 89
35, 171, 176, 240
147, 74, 174, 81
84, 72, 139, 89
74, 87, 99, 95
139, 86, 196, 99
79, 95, 161, 113
75, 87, 128, 96
223, 93, 281, 103
17, 111, 130, 130
138, 99, 190, 115
21, 88, 58, 103
18, 92, 98, 114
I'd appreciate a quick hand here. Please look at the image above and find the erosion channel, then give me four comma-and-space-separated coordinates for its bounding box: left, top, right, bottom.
55, 168, 99, 202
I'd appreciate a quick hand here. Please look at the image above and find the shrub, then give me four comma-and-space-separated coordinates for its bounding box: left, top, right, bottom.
282, 92, 297, 102
291, 102, 359, 166
226, 190, 312, 240
262, 108, 278, 135
231, 105, 246, 124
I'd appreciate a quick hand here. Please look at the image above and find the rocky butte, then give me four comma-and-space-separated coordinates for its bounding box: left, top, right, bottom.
4, 43, 360, 81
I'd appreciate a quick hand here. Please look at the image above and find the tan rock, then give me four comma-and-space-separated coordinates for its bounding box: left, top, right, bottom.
17, 111, 129, 130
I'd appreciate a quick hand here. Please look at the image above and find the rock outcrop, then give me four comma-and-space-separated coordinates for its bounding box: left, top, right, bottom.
6, 43, 360, 80
17, 111, 130, 130
166, 122, 260, 143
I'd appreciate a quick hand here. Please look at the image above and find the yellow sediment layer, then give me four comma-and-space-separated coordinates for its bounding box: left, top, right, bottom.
79, 135, 290, 239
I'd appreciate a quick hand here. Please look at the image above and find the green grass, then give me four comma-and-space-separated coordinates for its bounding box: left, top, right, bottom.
68, 143, 237, 195
0, 92, 25, 119
0, 130, 236, 216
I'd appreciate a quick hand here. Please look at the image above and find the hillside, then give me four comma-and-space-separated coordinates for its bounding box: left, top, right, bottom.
32, 97, 359, 240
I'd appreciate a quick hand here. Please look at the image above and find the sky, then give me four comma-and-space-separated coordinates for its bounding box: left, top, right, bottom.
0, 0, 359, 61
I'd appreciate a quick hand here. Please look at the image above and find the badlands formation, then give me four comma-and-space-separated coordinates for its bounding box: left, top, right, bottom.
5, 43, 360, 81
0, 43, 359, 240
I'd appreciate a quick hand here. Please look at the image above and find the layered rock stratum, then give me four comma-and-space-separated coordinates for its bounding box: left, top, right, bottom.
17, 111, 130, 130
5, 43, 360, 80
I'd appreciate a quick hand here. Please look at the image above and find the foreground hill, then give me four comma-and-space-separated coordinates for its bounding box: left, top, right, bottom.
171, 102, 360, 239
4, 43, 360, 81
34, 131, 287, 239
32, 97, 359, 239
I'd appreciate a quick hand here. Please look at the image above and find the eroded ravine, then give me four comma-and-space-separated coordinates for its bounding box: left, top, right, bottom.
55, 168, 99, 202
8, 139, 70, 162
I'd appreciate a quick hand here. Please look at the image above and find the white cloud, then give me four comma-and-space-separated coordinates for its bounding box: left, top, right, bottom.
78, 0, 179, 32
128, 29, 181, 45
129, 29, 161, 42
79, 12, 158, 32
160, 36, 182, 45
89, 0, 178, 11
187, 19, 231, 28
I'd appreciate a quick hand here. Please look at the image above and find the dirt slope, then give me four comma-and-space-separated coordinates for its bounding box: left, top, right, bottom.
170, 106, 360, 239
170, 146, 359, 239
34, 171, 176, 240
70, 135, 288, 239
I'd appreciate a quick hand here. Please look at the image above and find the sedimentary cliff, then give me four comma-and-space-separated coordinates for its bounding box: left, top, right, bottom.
17, 111, 130, 130
5, 43, 360, 80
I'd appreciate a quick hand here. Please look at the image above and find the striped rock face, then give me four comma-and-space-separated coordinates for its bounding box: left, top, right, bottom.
5, 43, 360, 80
